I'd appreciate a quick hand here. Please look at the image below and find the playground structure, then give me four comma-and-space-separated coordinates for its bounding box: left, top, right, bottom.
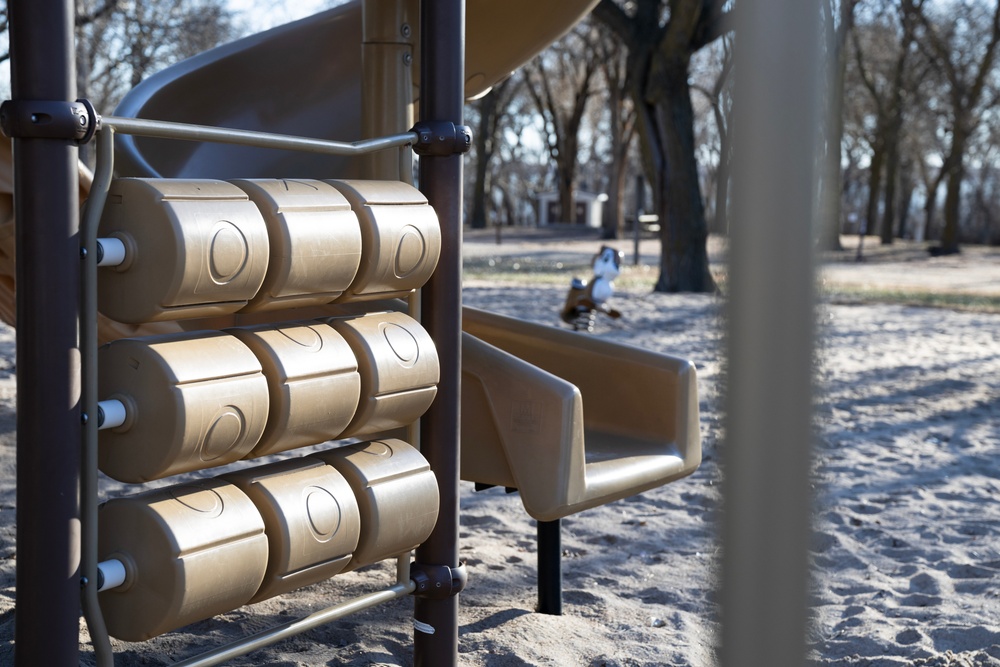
2, 1, 716, 665
5, 0, 830, 664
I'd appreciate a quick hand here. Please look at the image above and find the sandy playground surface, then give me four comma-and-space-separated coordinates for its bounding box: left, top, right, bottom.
0, 231, 998, 666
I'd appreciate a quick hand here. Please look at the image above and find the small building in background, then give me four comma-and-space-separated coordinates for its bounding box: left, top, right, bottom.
536, 191, 607, 227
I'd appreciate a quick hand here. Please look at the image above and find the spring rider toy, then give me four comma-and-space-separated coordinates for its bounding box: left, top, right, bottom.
560, 245, 624, 331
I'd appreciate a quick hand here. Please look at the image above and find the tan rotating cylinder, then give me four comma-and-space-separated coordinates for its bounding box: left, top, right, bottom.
228, 179, 363, 312
223, 457, 361, 602
326, 311, 439, 439
98, 331, 269, 482
313, 439, 439, 569
227, 322, 361, 457
97, 479, 268, 641
97, 178, 269, 323
324, 180, 440, 301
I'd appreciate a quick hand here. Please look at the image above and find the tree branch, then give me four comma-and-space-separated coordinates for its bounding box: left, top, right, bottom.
592, 0, 633, 44
692, 2, 735, 51
76, 0, 119, 27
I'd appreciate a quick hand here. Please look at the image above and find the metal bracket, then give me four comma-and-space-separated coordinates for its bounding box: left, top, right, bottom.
0, 98, 101, 144
410, 121, 472, 157
411, 561, 468, 599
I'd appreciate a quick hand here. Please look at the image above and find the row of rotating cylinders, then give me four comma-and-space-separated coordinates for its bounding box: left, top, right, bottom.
94, 177, 441, 323
94, 311, 440, 641
91, 177, 443, 641
97, 438, 439, 642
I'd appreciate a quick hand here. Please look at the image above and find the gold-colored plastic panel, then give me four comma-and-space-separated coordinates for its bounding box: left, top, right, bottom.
228, 322, 361, 457
222, 457, 362, 603
312, 439, 438, 570
98, 331, 269, 482
97, 178, 269, 323
326, 311, 439, 438
97, 480, 268, 641
325, 180, 440, 302
229, 179, 363, 311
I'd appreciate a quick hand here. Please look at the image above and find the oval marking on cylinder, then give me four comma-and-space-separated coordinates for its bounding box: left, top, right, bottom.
304, 486, 342, 542
200, 405, 247, 462
393, 225, 426, 279
209, 220, 249, 284
381, 322, 418, 369
169, 486, 225, 518
360, 440, 393, 458
277, 325, 324, 352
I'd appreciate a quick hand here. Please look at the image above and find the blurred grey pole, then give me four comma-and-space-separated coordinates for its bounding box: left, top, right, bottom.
721, 2, 823, 667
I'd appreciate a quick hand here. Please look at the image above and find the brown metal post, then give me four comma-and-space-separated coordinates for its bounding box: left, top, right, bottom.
8, 0, 83, 664
414, 0, 464, 665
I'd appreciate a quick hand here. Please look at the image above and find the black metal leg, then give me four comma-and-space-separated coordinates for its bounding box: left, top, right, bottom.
537, 519, 562, 615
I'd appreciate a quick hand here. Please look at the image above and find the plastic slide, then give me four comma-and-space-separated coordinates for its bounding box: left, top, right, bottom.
112, 0, 601, 179
461, 307, 701, 521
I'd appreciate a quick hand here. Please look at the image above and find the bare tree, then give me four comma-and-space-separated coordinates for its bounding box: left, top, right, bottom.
594, 22, 638, 239
851, 0, 920, 245
894, 60, 949, 240
909, 0, 1000, 254
523, 20, 603, 225
691, 35, 733, 236
75, 0, 237, 113
464, 71, 549, 230
594, 0, 731, 293
468, 76, 520, 230
817, 0, 858, 251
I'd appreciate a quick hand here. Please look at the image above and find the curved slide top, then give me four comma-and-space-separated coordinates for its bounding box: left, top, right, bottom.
113, 0, 599, 180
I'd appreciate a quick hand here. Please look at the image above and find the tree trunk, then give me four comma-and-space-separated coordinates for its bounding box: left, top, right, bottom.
923, 173, 943, 242
897, 161, 914, 239
940, 142, 966, 254
602, 159, 628, 239
865, 140, 884, 238
469, 91, 498, 230
593, 0, 725, 293
557, 164, 575, 224
818, 118, 845, 250
710, 79, 732, 237
601, 87, 630, 239
714, 149, 730, 236
880, 127, 900, 245
817, 0, 855, 251
651, 63, 715, 293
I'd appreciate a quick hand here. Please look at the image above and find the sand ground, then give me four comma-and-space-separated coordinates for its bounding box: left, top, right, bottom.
0, 230, 997, 666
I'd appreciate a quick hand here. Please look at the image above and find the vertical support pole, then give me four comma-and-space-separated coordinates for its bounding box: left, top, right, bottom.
722, 2, 822, 667
9, 0, 83, 664
536, 519, 562, 615
361, 0, 418, 180
414, 0, 464, 666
